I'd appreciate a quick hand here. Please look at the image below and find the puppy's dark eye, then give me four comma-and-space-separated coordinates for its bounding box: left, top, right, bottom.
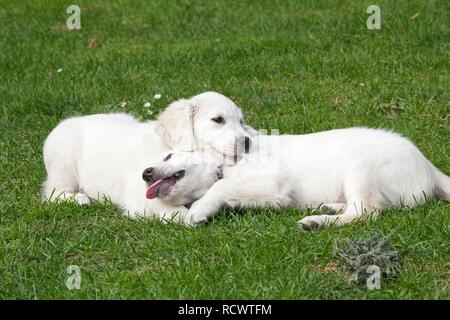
173, 170, 185, 179
163, 153, 173, 161
211, 116, 225, 124
240, 119, 244, 125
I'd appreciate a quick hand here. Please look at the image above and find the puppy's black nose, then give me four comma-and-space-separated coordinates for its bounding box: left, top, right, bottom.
142, 167, 154, 182
244, 136, 252, 153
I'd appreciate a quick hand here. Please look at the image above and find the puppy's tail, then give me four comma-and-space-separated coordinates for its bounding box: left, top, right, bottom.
431, 164, 450, 202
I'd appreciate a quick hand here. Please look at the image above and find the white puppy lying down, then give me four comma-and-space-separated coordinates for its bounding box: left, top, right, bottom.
42, 91, 253, 220
148, 127, 450, 229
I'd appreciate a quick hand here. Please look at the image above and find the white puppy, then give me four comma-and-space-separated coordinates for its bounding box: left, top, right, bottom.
150, 128, 450, 229
42, 91, 253, 221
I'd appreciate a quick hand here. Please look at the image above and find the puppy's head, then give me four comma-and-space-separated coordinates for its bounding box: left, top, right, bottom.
142, 151, 222, 206
156, 92, 253, 163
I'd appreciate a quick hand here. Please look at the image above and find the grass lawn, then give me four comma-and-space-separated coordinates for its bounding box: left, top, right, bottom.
0, 0, 449, 299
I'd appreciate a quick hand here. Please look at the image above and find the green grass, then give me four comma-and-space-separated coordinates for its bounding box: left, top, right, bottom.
0, 0, 449, 299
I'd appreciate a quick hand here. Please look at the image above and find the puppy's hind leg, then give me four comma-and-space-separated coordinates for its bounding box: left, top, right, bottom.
299, 204, 367, 231
42, 124, 90, 206
43, 175, 90, 206
299, 180, 382, 231
42, 157, 90, 206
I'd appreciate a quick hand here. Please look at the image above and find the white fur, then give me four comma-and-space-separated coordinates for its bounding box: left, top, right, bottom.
156, 92, 252, 163
157, 128, 450, 229
42, 91, 252, 222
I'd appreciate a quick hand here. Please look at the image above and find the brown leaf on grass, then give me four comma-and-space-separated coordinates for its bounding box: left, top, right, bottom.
311, 262, 339, 273
443, 262, 450, 280
65, 251, 83, 261
410, 12, 420, 20
126, 73, 144, 81
332, 96, 343, 108
136, 259, 172, 275
323, 262, 338, 273
88, 36, 97, 48
48, 71, 53, 78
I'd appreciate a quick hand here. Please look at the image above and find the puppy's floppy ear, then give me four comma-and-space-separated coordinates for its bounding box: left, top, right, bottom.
156, 99, 199, 151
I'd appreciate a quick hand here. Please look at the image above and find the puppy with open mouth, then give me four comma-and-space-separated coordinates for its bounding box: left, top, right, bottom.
144, 168, 186, 200
142, 152, 222, 207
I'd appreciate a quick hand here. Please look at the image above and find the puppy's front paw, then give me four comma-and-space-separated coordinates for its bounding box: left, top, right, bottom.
184, 214, 208, 227
185, 203, 212, 227
318, 205, 336, 215
298, 215, 330, 231
74, 193, 91, 206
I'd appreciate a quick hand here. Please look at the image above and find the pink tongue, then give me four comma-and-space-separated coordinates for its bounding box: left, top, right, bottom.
146, 179, 167, 199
